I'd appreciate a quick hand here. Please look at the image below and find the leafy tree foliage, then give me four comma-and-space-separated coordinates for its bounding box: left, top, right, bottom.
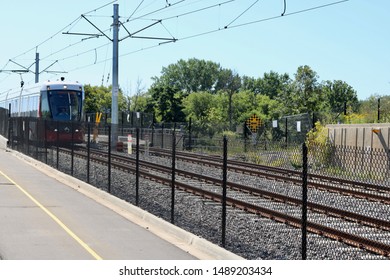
149, 84, 185, 123
128, 93, 154, 114
84, 84, 127, 114
182, 91, 222, 135
241, 71, 291, 99
291, 65, 324, 114
151, 58, 221, 94
93, 58, 366, 136
358, 94, 390, 123
322, 80, 359, 122
217, 68, 242, 129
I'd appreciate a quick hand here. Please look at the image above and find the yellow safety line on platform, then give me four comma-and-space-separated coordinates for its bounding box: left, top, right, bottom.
0, 170, 103, 260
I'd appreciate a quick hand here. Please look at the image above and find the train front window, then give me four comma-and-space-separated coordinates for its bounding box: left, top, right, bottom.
48, 90, 82, 121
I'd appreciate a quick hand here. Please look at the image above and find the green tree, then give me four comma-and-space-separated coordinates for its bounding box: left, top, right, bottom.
216, 68, 242, 130
182, 91, 228, 136
84, 84, 127, 114
291, 65, 324, 114
241, 75, 261, 93
258, 71, 291, 99
231, 90, 258, 124
322, 80, 359, 121
182, 91, 216, 134
128, 93, 154, 114
358, 94, 390, 123
152, 58, 221, 94
149, 84, 185, 122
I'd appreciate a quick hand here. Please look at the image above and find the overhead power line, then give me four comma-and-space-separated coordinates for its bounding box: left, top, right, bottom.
47, 0, 352, 75
126, 0, 186, 22
178, 0, 349, 40
229, 0, 349, 29
224, 0, 260, 28
1, 0, 350, 90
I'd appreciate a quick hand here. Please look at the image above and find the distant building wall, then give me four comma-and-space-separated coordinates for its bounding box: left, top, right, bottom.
326, 124, 390, 179
326, 123, 390, 151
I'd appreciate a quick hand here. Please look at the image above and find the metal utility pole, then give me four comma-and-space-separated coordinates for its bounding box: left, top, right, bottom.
61, 3, 176, 148
111, 3, 119, 148
35, 53, 39, 83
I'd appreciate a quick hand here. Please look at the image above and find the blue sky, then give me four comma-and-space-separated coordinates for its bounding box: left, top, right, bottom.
0, 0, 389, 101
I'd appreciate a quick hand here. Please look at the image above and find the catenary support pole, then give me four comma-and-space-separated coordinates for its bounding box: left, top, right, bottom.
35, 53, 39, 83
111, 4, 119, 148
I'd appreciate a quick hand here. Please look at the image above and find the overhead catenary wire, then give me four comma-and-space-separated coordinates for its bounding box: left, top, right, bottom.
83, 0, 118, 15
127, 0, 146, 20
10, 16, 83, 61
126, 0, 186, 22
281, 0, 287, 16
224, 0, 260, 28
120, 0, 351, 56
179, 0, 349, 40
1, 0, 350, 91
21, 0, 352, 77
1, 0, 117, 74
229, 0, 349, 29
144, 0, 236, 22
3, 0, 233, 76
0, 0, 252, 78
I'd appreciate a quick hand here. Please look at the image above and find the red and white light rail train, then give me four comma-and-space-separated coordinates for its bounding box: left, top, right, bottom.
0, 77, 85, 143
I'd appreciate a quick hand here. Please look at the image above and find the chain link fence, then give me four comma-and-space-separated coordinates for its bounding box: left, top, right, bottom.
1, 116, 389, 260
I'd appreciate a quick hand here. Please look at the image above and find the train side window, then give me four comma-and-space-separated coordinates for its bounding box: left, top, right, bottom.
40, 93, 51, 118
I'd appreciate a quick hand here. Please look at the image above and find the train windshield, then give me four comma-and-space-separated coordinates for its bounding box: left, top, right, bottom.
48, 90, 82, 121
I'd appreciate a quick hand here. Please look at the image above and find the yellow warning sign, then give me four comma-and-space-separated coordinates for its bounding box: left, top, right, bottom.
246, 114, 262, 132
95, 112, 103, 124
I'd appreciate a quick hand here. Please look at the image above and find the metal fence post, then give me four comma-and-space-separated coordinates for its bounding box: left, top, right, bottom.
56, 121, 59, 169
161, 123, 164, 149
108, 125, 112, 193
44, 120, 48, 164
222, 136, 228, 248
26, 119, 30, 155
7, 104, 11, 148
302, 142, 308, 260
244, 122, 248, 153
171, 128, 176, 224
285, 117, 288, 147
87, 123, 91, 184
34, 119, 38, 159
151, 122, 154, 147
135, 127, 140, 206
188, 117, 192, 151
71, 121, 74, 176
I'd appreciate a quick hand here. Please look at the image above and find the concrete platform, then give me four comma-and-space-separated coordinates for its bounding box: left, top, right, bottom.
0, 135, 243, 260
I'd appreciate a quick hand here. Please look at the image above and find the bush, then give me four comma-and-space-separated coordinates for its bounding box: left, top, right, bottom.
306, 121, 333, 169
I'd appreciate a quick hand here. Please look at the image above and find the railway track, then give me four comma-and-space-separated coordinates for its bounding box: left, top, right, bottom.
144, 147, 390, 205
57, 146, 390, 257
